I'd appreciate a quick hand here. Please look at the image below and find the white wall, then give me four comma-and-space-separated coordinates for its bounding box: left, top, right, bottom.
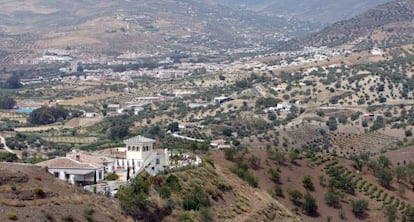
126, 143, 153, 160
47, 168, 104, 185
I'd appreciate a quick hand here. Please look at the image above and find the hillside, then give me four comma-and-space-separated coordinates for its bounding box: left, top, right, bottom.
0, 0, 319, 62
279, 0, 414, 50
117, 164, 300, 221
218, 0, 392, 23
210, 148, 414, 222
0, 162, 130, 222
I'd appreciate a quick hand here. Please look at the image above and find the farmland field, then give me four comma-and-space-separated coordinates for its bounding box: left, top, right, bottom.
43, 136, 98, 144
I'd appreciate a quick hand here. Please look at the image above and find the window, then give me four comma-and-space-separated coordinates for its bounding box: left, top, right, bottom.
128, 146, 131, 151
98, 171, 103, 180
156, 158, 160, 165
54, 172, 59, 178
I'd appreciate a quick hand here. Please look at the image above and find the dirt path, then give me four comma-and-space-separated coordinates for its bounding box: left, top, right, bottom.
0, 135, 21, 159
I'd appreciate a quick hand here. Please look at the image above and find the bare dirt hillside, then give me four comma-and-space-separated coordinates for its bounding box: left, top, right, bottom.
0, 162, 131, 222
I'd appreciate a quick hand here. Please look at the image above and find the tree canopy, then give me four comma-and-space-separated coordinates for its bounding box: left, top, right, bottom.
28, 106, 69, 125
0, 97, 16, 109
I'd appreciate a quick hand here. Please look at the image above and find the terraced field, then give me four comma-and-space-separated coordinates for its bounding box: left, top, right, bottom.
0, 111, 27, 123
312, 156, 413, 215
334, 132, 401, 155
42, 136, 98, 144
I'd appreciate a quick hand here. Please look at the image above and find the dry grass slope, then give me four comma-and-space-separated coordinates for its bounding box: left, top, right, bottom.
0, 163, 132, 222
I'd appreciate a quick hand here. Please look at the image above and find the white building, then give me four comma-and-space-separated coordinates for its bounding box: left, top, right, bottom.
267, 104, 292, 112
123, 135, 169, 176
371, 47, 384, 56
37, 156, 105, 186
213, 97, 233, 105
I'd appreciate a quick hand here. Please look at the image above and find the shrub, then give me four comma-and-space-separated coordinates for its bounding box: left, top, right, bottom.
302, 192, 318, 216
404, 205, 414, 221
224, 148, 237, 161
105, 172, 119, 181
351, 199, 368, 217
83, 208, 95, 222
165, 175, 181, 191
45, 212, 54, 221
159, 186, 171, 199
269, 184, 284, 198
7, 212, 18, 220
288, 189, 303, 205
84, 208, 95, 216
62, 213, 74, 222
230, 163, 258, 187
182, 186, 210, 211
302, 175, 314, 191
325, 189, 341, 208
34, 187, 46, 198
199, 207, 214, 222
248, 155, 261, 170
268, 168, 280, 183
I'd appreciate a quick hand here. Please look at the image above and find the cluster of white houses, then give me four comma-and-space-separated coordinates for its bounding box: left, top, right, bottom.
37, 135, 175, 186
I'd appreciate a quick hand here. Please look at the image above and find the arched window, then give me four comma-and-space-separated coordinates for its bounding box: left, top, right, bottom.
128, 146, 131, 151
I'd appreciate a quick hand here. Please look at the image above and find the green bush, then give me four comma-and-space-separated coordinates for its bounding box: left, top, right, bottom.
199, 207, 214, 222
165, 175, 181, 191
302, 175, 314, 191
230, 159, 258, 188
105, 172, 119, 181
61, 213, 74, 222
182, 186, 210, 211
351, 199, 368, 217
302, 193, 318, 216
224, 148, 237, 161
268, 168, 280, 183
159, 186, 171, 199
7, 212, 18, 220
34, 187, 46, 198
288, 189, 303, 205
269, 184, 284, 198
325, 189, 341, 208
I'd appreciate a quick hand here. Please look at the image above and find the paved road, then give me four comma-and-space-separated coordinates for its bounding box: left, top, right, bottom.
171, 133, 206, 143
0, 136, 21, 159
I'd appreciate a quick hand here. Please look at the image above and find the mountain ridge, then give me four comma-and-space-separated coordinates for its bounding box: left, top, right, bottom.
278, 0, 414, 51
218, 0, 393, 23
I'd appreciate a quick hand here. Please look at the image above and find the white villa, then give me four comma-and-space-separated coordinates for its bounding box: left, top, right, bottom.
37, 135, 170, 186
120, 135, 169, 176
37, 155, 106, 186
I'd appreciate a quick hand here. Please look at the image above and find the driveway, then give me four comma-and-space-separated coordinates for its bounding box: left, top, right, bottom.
0, 135, 21, 159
